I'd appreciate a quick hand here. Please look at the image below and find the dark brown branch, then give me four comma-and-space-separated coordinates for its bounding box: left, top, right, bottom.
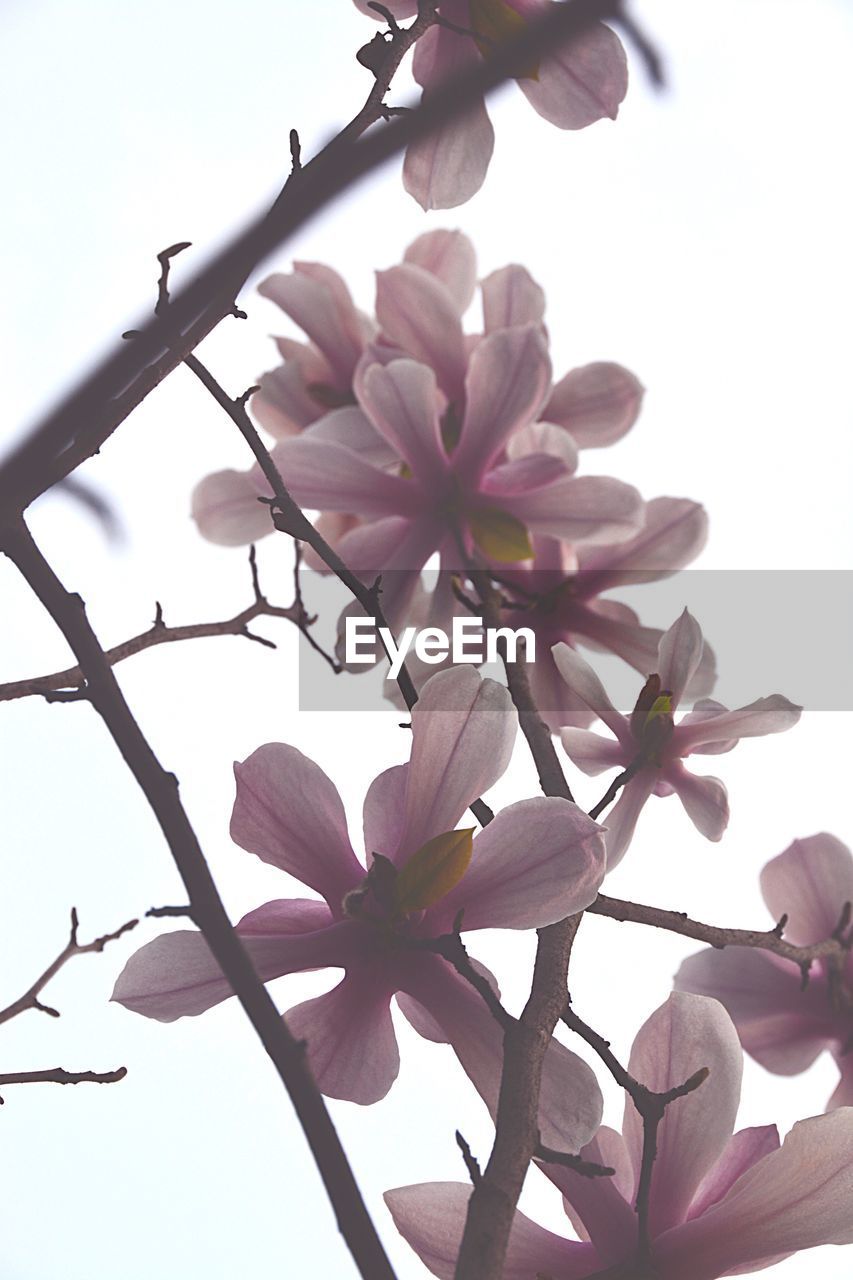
0, 0, 652, 519
588, 763, 638, 821
0, 909, 138, 1027
589, 893, 853, 991
562, 1005, 709, 1269
0, 516, 397, 1280
0, 1066, 127, 1104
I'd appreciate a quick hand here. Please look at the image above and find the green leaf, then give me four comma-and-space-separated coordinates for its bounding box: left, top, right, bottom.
468, 0, 540, 81
395, 829, 474, 915
469, 507, 534, 563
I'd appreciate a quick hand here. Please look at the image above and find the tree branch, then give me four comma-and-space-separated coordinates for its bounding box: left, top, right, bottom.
0, 515, 397, 1280
0, 1067, 127, 1105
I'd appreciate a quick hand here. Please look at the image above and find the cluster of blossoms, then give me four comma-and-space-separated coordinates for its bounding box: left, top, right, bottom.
113, 9, 853, 1277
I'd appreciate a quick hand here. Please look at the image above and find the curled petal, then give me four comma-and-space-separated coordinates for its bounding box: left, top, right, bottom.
481, 264, 546, 332
286, 963, 399, 1104
518, 20, 628, 129
191, 467, 273, 547
545, 361, 643, 447
403, 229, 478, 313
259, 264, 366, 383
623, 992, 743, 1240
433, 796, 606, 931
760, 833, 853, 947
231, 744, 365, 907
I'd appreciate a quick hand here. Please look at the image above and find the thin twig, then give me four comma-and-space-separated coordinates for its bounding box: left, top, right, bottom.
588, 763, 639, 821
0, 909, 138, 1027
0, 1067, 127, 1105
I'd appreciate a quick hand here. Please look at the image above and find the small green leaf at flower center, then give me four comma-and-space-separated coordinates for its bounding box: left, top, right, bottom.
468, 0, 541, 81
394, 828, 475, 916
469, 507, 534, 563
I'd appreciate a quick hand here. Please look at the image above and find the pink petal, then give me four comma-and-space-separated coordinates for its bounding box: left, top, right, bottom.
231, 744, 365, 908
335, 517, 436, 632
560, 727, 627, 776
432, 796, 605, 931
760, 834, 853, 948
574, 601, 665, 680
403, 229, 478, 313
518, 20, 628, 129
828, 1053, 853, 1109
481, 451, 568, 497
270, 436, 413, 517
111, 900, 353, 1021
401, 954, 603, 1152
507, 420, 580, 474
545, 361, 642, 447
397, 667, 515, 861
253, 358, 327, 437
687, 1126, 780, 1221
396, 957, 501, 1045
374, 266, 468, 400
500, 474, 644, 544
674, 946, 836, 1075
550, 641, 629, 738
668, 764, 729, 841
656, 1111, 853, 1279
675, 694, 802, 753
656, 609, 706, 705
528, 645, 597, 734
357, 359, 448, 486
384, 1182, 595, 1280
301, 405, 397, 469
362, 763, 408, 863
599, 769, 657, 868
286, 962, 399, 1103
454, 325, 551, 481
676, 698, 737, 756
542, 1126, 637, 1265
577, 497, 709, 586
480, 264, 546, 332
258, 264, 366, 384
190, 466, 273, 547
623, 992, 743, 1240
404, 23, 494, 210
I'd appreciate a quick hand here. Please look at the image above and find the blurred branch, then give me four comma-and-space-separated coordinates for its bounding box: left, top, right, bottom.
0, 909, 138, 1027
0, 515, 398, 1280
0, 0, 657, 518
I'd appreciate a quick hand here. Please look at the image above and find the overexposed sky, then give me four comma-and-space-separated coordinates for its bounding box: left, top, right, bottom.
1, 2, 852, 1277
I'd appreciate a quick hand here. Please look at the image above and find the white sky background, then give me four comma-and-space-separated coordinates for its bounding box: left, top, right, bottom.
1, 1, 852, 1277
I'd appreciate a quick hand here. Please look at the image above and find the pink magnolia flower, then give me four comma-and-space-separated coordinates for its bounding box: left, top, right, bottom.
386, 992, 853, 1279
496, 496, 712, 732
112, 667, 606, 1150
354, 0, 628, 209
677, 833, 853, 1110
553, 610, 802, 866
272, 325, 643, 628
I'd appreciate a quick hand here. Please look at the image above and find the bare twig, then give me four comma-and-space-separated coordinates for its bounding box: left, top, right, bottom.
0, 516, 398, 1280
588, 763, 639, 821
0, 1066, 127, 1105
0, 909, 138, 1027
456, 1131, 482, 1187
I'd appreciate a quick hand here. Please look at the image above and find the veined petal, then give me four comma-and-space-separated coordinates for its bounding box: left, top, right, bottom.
111, 901, 354, 1021
481, 264, 546, 332
375, 266, 468, 399
675, 694, 803, 753
577, 497, 708, 587
258, 264, 365, 383
542, 1127, 637, 1266
481, 452, 568, 496
454, 325, 552, 481
687, 1126, 781, 1222
191, 466, 274, 546
363, 764, 409, 863
545, 360, 642, 446
656, 1111, 853, 1279
501, 474, 644, 544
286, 961, 399, 1104
551, 641, 628, 738
357, 358, 448, 486
433, 796, 606, 931
600, 770, 657, 868
623, 993, 742, 1239
398, 667, 515, 861
254, 359, 327, 437
760, 833, 853, 947
403, 229, 478, 312
301, 405, 397, 469
270, 436, 414, 517
675, 946, 836, 1075
518, 20, 628, 129
668, 765, 729, 842
560, 726, 627, 775
507, 419, 580, 473
656, 609, 706, 706
231, 744, 365, 908
384, 1182, 596, 1280
404, 23, 494, 210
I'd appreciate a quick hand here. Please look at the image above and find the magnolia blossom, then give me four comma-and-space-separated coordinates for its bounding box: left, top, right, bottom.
386, 992, 853, 1279
112, 667, 606, 1150
496, 496, 711, 732
553, 610, 801, 866
354, 0, 628, 209
677, 833, 853, 1110
191, 232, 645, 560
